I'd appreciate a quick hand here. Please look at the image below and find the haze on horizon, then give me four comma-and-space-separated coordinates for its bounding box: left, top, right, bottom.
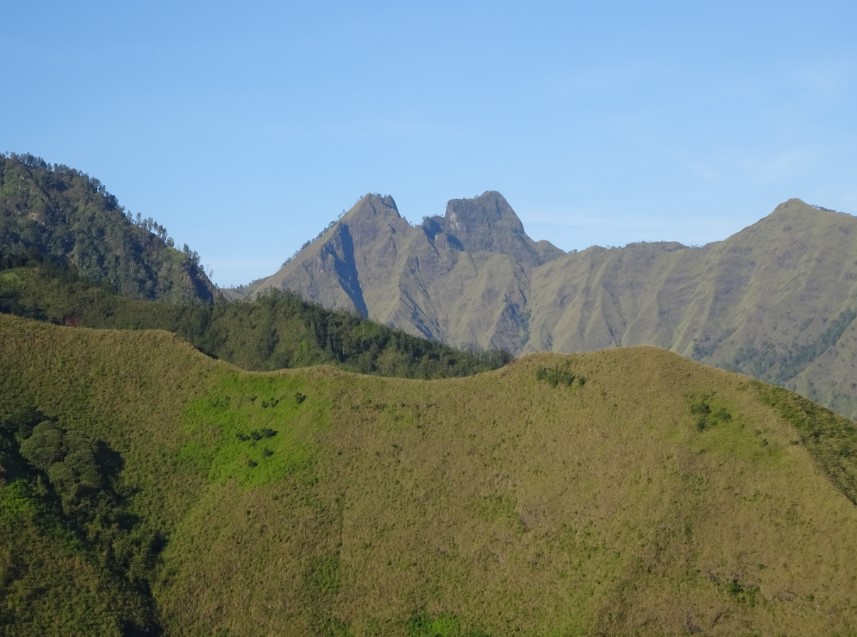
2, 0, 855, 286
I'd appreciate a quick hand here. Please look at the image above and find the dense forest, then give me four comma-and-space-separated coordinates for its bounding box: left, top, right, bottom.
0, 405, 161, 635
0, 153, 218, 303
0, 262, 510, 379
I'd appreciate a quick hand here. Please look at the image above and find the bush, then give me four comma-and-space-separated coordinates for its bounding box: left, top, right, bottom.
727, 578, 759, 605
690, 395, 731, 431
536, 365, 578, 387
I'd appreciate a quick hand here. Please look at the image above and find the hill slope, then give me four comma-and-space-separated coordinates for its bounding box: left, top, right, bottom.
0, 153, 218, 303
2, 314, 857, 635
0, 264, 508, 378
251, 195, 857, 418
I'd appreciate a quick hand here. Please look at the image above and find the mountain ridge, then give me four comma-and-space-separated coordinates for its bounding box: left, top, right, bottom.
252, 193, 857, 418
3, 153, 856, 418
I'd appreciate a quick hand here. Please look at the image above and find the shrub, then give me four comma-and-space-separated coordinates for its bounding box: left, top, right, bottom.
727, 578, 759, 605
690, 395, 732, 431
535, 365, 578, 387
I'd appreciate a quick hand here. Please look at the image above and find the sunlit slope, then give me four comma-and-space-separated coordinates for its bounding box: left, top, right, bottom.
2, 314, 857, 636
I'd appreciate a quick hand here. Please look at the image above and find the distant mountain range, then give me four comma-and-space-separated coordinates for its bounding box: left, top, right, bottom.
246, 192, 857, 418
3, 153, 856, 419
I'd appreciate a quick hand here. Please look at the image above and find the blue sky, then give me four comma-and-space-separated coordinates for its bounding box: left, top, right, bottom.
3, 1, 855, 285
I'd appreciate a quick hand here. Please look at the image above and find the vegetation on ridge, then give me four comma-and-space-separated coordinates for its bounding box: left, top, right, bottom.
0, 153, 217, 303
0, 263, 509, 379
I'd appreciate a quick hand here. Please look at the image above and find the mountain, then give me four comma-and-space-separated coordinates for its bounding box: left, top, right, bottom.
0, 153, 218, 303
2, 313, 857, 635
250, 191, 563, 350
250, 195, 857, 418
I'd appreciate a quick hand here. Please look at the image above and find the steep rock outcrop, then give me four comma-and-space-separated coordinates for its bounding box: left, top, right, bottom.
252, 191, 563, 351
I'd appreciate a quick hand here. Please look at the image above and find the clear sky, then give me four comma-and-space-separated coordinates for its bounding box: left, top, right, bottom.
3, 1, 856, 286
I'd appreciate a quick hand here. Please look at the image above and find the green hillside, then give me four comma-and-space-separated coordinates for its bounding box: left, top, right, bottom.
0, 154, 218, 303
2, 314, 857, 635
0, 264, 508, 379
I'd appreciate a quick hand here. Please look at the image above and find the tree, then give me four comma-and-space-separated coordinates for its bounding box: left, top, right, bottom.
19, 420, 65, 472
48, 429, 102, 504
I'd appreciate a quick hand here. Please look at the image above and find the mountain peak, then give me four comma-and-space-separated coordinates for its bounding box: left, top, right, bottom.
769, 198, 811, 215
753, 198, 856, 230
432, 191, 557, 264
443, 191, 525, 235
343, 193, 400, 222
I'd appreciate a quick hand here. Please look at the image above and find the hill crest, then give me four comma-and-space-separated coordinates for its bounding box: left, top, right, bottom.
0, 153, 219, 303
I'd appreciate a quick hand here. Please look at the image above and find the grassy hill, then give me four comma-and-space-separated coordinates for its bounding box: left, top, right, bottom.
2, 314, 857, 635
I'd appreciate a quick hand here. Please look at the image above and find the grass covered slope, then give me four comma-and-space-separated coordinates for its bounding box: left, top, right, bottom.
2, 314, 857, 635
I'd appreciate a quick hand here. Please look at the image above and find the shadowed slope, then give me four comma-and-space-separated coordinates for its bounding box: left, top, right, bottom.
0, 264, 509, 379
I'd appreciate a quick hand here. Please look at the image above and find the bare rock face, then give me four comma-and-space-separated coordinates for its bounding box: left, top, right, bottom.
252, 194, 857, 418
426, 191, 551, 265
252, 192, 563, 350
